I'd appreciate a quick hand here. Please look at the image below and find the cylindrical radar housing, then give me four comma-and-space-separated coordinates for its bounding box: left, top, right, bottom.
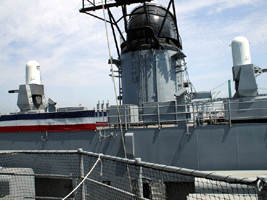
231, 36, 251, 66
26, 60, 41, 85
122, 4, 182, 53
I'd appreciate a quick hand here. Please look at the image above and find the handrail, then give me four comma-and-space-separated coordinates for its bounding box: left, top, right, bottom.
100, 98, 267, 128
0, 149, 257, 185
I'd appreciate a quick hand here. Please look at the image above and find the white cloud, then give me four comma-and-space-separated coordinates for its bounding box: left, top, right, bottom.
176, 0, 262, 16
0, 0, 267, 113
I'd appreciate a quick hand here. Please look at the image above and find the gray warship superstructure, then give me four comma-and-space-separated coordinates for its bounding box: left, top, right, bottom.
1, 0, 267, 199
81, 0, 267, 170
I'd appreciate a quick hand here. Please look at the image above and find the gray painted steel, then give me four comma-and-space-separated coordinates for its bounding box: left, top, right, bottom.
232, 64, 258, 97
17, 84, 46, 112
0, 123, 266, 171
224, 97, 267, 120
121, 49, 184, 106
0, 167, 35, 199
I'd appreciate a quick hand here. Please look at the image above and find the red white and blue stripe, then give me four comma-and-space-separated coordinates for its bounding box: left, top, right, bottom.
0, 110, 107, 132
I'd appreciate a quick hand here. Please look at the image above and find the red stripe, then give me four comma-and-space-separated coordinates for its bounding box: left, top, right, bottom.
0, 124, 97, 133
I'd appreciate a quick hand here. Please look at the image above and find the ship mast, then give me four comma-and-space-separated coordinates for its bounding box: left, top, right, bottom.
80, 0, 186, 107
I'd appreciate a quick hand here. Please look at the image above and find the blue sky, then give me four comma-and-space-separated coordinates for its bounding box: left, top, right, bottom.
0, 0, 267, 114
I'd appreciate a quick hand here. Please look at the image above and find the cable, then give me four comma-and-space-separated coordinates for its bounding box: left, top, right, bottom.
101, 0, 133, 192
62, 154, 102, 200
210, 80, 229, 91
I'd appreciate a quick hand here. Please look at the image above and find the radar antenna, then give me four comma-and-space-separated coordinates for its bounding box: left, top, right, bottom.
80, 0, 182, 58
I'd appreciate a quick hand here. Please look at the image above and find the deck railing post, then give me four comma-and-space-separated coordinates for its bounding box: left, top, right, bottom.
135, 158, 143, 199
79, 148, 86, 200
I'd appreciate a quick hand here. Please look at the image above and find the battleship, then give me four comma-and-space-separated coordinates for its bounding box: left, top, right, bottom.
0, 0, 267, 199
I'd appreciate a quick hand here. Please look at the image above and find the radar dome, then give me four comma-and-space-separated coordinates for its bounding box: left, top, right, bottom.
231, 36, 251, 67
26, 60, 41, 85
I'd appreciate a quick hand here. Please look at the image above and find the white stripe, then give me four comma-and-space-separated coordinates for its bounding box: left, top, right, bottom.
0, 117, 96, 127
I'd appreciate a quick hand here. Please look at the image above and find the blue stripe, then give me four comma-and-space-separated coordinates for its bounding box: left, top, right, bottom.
0, 110, 95, 122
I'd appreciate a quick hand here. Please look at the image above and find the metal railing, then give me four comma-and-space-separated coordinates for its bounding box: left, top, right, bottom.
0, 149, 266, 199
102, 98, 267, 129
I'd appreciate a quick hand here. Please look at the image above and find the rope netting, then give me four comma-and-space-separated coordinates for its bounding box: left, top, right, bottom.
0, 150, 265, 200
